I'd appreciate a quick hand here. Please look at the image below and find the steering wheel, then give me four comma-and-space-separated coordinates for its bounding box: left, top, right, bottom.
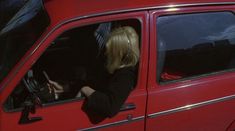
22, 70, 42, 106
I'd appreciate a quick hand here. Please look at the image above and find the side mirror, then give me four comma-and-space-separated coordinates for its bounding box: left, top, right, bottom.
18, 95, 42, 124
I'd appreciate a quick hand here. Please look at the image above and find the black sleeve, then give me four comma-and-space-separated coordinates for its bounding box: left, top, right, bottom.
83, 68, 135, 118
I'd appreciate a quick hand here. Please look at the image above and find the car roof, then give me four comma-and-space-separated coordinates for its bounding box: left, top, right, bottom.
44, 0, 235, 27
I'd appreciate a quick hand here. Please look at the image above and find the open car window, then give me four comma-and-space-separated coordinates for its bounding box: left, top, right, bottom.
3, 19, 141, 112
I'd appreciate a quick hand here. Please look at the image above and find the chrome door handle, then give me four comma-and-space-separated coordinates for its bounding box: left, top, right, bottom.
120, 103, 136, 111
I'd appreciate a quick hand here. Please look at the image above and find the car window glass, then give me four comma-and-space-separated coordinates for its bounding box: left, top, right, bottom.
3, 19, 141, 112
0, 0, 50, 84
157, 12, 235, 83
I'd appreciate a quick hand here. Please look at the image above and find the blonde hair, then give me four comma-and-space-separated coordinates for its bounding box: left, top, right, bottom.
105, 26, 140, 73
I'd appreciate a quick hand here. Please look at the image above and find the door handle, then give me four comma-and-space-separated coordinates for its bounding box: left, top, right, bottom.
120, 103, 136, 111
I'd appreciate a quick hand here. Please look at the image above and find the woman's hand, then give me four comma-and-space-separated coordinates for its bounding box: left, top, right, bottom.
47, 80, 64, 99
81, 86, 95, 97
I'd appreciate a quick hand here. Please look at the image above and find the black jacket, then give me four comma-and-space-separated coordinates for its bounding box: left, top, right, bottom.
83, 66, 136, 118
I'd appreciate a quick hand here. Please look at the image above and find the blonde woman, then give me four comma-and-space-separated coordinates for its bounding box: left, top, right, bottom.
49, 26, 140, 118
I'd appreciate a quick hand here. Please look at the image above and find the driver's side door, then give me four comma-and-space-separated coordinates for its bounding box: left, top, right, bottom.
0, 11, 148, 131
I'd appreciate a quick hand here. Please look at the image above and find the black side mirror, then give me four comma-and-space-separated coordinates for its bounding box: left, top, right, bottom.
18, 95, 42, 124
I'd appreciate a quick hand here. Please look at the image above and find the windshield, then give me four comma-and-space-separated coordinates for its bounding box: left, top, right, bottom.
0, 0, 50, 83
0, 0, 26, 30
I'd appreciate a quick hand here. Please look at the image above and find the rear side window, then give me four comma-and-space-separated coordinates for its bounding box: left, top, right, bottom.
157, 12, 235, 83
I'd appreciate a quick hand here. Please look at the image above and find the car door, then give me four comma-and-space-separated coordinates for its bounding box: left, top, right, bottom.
146, 5, 235, 131
0, 11, 148, 131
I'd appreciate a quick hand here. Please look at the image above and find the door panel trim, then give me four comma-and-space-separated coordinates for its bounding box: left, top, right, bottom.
79, 116, 145, 131
148, 94, 235, 118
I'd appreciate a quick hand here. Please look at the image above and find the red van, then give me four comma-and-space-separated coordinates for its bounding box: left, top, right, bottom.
1, 0, 235, 130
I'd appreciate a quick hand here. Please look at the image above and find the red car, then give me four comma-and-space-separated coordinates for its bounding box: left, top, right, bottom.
1, 0, 235, 130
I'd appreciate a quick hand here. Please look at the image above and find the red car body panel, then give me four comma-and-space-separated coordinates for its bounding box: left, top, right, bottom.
1, 0, 235, 130
147, 5, 235, 131
43, 0, 232, 26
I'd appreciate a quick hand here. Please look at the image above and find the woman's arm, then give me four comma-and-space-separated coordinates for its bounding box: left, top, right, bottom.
47, 80, 64, 99
81, 86, 95, 97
